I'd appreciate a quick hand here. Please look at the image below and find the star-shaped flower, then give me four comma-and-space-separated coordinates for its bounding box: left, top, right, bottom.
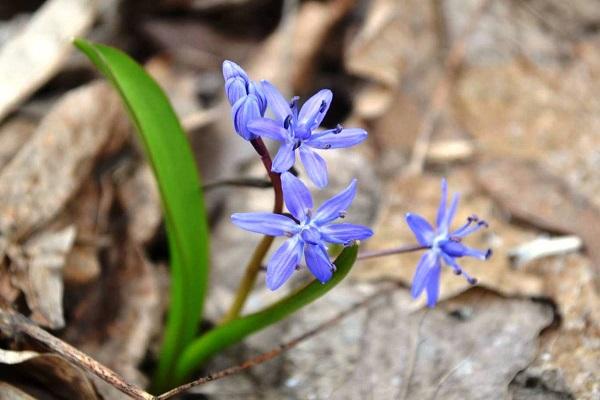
405, 178, 492, 307
232, 172, 373, 289
247, 81, 368, 188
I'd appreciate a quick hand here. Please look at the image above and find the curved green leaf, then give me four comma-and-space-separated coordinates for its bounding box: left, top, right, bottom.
172, 245, 358, 385
74, 38, 210, 391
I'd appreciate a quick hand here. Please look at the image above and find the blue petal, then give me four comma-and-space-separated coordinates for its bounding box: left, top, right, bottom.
272, 141, 296, 173
411, 251, 438, 299
436, 178, 448, 228
231, 213, 298, 236
281, 172, 313, 221
439, 193, 459, 235
247, 81, 267, 115
304, 243, 334, 283
266, 237, 303, 290
225, 77, 247, 106
222, 60, 249, 81
314, 179, 357, 225
299, 147, 328, 188
232, 95, 261, 140
425, 264, 441, 308
306, 128, 367, 149
320, 223, 373, 245
405, 213, 435, 246
298, 89, 332, 130
247, 118, 289, 143
261, 80, 292, 123
440, 240, 491, 260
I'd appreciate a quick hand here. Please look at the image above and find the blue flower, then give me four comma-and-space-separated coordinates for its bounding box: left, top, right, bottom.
247, 81, 368, 188
223, 60, 267, 140
405, 178, 492, 307
232, 172, 373, 290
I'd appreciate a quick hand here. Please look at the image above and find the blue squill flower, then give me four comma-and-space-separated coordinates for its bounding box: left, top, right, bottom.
405, 178, 492, 307
232, 172, 373, 290
223, 60, 267, 140
247, 81, 368, 188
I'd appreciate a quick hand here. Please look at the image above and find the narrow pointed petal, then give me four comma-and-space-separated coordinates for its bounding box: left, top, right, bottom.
223, 60, 248, 81
405, 213, 435, 246
320, 223, 373, 245
266, 237, 303, 290
425, 264, 441, 308
436, 178, 448, 228
231, 213, 298, 236
306, 128, 368, 149
411, 251, 438, 299
225, 77, 247, 105
439, 193, 459, 234
248, 118, 289, 142
314, 179, 357, 225
304, 244, 334, 283
232, 95, 261, 140
271, 142, 296, 173
299, 147, 328, 188
298, 89, 333, 130
281, 172, 313, 221
261, 80, 292, 122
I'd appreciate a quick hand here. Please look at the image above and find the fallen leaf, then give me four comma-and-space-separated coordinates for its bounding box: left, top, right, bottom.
0, 382, 37, 399
0, 0, 97, 122
0, 349, 100, 399
7, 226, 76, 329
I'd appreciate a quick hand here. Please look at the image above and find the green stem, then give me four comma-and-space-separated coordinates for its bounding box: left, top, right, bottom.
172, 245, 358, 386
220, 138, 283, 323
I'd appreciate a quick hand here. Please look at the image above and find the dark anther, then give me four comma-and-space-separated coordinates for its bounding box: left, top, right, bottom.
339, 211, 347, 218
479, 220, 489, 228
484, 248, 493, 259
293, 140, 302, 150
284, 115, 293, 129
467, 277, 478, 285
289, 96, 299, 109
319, 100, 327, 113
324, 144, 332, 149
335, 124, 343, 134
454, 269, 462, 275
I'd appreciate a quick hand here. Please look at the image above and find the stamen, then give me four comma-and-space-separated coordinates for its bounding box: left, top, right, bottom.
324, 144, 332, 149
335, 124, 343, 134
318, 100, 327, 113
452, 217, 489, 238
283, 115, 293, 129
293, 140, 302, 150
338, 211, 347, 218
289, 96, 299, 110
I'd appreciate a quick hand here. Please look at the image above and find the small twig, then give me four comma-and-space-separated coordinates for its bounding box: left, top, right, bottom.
406, 0, 494, 175
357, 244, 427, 260
202, 177, 272, 191
157, 284, 400, 400
0, 305, 154, 400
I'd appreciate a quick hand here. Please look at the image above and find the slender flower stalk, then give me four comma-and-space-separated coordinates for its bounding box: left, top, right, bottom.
221, 138, 283, 323
357, 244, 428, 260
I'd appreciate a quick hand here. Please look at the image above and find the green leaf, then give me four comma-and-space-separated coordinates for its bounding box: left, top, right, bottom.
172, 245, 359, 385
74, 38, 210, 391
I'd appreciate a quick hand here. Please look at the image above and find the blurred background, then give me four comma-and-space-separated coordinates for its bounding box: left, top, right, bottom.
0, 0, 598, 398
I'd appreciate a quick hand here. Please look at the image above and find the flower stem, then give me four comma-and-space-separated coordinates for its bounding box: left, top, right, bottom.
221, 138, 283, 324
357, 244, 428, 260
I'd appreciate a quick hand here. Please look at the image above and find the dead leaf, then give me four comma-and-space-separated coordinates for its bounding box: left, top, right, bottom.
6, 226, 76, 329
0, 81, 129, 240
330, 289, 554, 400
0, 349, 100, 399
0, 117, 36, 170
0, 0, 97, 122
476, 158, 600, 277
0, 382, 37, 399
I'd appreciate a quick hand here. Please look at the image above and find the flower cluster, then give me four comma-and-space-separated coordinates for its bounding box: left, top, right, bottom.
405, 179, 492, 307
224, 60, 372, 290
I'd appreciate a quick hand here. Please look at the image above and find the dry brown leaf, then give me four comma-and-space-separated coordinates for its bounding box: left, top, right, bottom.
0, 349, 100, 399
355, 171, 544, 303
330, 289, 553, 400
6, 226, 76, 329
0, 382, 37, 399
476, 158, 600, 277
0, 81, 129, 241
63, 242, 160, 398
0, 0, 97, 122
0, 117, 36, 170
